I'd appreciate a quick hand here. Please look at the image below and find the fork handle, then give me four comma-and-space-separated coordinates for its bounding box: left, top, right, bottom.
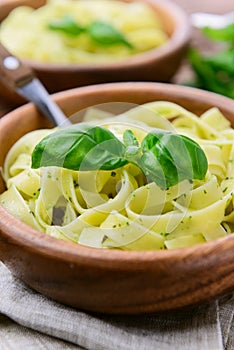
0, 43, 34, 91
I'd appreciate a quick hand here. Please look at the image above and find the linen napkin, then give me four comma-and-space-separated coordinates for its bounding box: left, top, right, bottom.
0, 262, 233, 350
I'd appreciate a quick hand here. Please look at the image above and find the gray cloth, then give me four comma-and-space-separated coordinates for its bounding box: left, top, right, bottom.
0, 262, 233, 350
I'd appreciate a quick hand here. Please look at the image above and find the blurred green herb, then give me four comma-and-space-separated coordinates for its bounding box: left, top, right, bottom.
203, 23, 234, 42
48, 15, 85, 36
88, 21, 133, 48
48, 15, 133, 49
188, 23, 234, 98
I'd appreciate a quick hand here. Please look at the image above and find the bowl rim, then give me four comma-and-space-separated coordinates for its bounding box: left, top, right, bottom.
1, 82, 234, 266
0, 0, 191, 71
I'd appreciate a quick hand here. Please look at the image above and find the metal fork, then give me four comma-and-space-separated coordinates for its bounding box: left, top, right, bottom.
0, 43, 71, 127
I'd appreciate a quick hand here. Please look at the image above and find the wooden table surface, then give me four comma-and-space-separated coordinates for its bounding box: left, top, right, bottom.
0, 0, 233, 118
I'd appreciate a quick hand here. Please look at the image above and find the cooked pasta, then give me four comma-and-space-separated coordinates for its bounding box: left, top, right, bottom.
1, 102, 234, 250
0, 0, 168, 64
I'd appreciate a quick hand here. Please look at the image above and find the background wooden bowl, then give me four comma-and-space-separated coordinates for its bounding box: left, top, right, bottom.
0, 0, 190, 106
0, 82, 234, 314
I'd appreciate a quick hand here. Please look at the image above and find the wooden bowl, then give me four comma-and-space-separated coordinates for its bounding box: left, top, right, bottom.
0, 0, 190, 106
0, 82, 234, 315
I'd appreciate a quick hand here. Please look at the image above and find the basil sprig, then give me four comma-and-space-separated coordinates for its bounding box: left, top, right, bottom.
188, 23, 234, 98
48, 15, 133, 49
31, 124, 208, 190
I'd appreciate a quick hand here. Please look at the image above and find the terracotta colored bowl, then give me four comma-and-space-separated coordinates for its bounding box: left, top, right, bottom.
0, 82, 234, 315
0, 0, 190, 106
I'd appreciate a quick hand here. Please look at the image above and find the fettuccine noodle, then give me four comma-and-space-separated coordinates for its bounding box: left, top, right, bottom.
1, 102, 234, 250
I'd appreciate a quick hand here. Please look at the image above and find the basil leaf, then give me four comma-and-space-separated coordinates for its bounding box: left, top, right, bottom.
123, 130, 139, 147
48, 15, 84, 36
202, 23, 234, 42
205, 49, 234, 74
123, 129, 141, 163
140, 130, 208, 189
188, 22, 234, 98
88, 21, 133, 49
32, 124, 128, 171
188, 49, 234, 99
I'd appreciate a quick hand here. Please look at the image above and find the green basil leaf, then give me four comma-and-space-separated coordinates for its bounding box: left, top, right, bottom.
88, 21, 134, 49
140, 129, 208, 189
32, 124, 128, 171
123, 129, 139, 147
48, 15, 84, 36
123, 130, 141, 163
188, 49, 234, 98
202, 23, 234, 42
205, 49, 234, 74
188, 21, 234, 98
